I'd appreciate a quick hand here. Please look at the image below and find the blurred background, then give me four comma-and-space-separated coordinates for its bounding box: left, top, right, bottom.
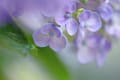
0, 23, 120, 80
1, 0, 120, 80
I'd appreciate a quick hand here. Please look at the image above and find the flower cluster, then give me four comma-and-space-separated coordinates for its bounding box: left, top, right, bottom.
0, 0, 120, 66
32, 0, 120, 66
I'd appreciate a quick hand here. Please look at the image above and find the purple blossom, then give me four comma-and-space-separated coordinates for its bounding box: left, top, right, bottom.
78, 0, 101, 11
0, 6, 11, 25
76, 32, 111, 66
64, 1, 77, 13
0, 0, 119, 67
105, 12, 120, 38
98, 3, 113, 21
78, 10, 102, 32
32, 23, 67, 51
55, 12, 71, 27
110, 0, 120, 11
1, 0, 72, 17
56, 13, 78, 36
55, 2, 78, 36
65, 18, 78, 36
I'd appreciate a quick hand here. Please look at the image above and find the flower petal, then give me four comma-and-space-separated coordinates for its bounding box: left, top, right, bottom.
77, 47, 94, 64
49, 36, 66, 51
98, 3, 113, 21
0, 5, 11, 25
79, 10, 102, 32
105, 12, 120, 38
65, 1, 77, 13
33, 28, 50, 47
96, 52, 106, 67
66, 18, 78, 36
55, 12, 68, 26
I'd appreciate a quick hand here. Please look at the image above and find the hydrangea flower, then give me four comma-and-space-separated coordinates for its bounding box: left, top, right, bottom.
32, 23, 67, 51
76, 32, 111, 67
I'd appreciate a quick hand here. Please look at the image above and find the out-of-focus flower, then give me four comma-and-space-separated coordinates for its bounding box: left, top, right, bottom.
110, 0, 120, 11
1, 0, 120, 67
78, 10, 102, 32
65, 18, 78, 36
105, 12, 120, 38
1, 0, 72, 17
76, 32, 111, 67
98, 3, 113, 21
0, 6, 11, 25
55, 1, 78, 36
33, 23, 66, 51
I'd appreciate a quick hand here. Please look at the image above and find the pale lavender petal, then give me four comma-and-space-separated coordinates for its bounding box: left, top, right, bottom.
33, 28, 50, 47
96, 52, 107, 67
79, 0, 100, 10
76, 32, 95, 64
86, 33, 103, 48
87, 34, 111, 66
55, 12, 68, 26
79, 29, 86, 38
38, 0, 65, 17
105, 12, 120, 38
65, 1, 77, 13
2, 0, 71, 17
76, 32, 111, 65
98, 3, 113, 21
77, 47, 94, 64
0, 7, 11, 25
78, 25, 88, 38
40, 23, 53, 34
39, 23, 61, 37
101, 38, 112, 53
86, 12, 102, 32
110, 0, 120, 11
50, 26, 61, 37
79, 10, 102, 32
66, 18, 78, 36
49, 36, 66, 51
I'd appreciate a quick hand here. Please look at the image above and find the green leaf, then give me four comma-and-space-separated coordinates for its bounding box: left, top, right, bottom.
80, 0, 88, 4
31, 47, 71, 80
0, 23, 71, 80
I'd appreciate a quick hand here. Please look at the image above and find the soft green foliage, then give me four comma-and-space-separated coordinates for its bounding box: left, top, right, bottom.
72, 8, 84, 19
80, 0, 88, 4
0, 23, 71, 80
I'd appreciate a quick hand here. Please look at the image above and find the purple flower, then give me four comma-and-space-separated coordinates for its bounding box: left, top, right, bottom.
55, 12, 71, 27
105, 12, 120, 38
0, 6, 11, 25
76, 32, 111, 66
0, 0, 13, 25
32, 23, 67, 51
78, 0, 101, 11
55, 14, 78, 36
64, 1, 77, 13
1, 0, 72, 17
55, 2, 78, 36
98, 3, 113, 21
65, 18, 78, 36
78, 10, 102, 32
110, 0, 120, 11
